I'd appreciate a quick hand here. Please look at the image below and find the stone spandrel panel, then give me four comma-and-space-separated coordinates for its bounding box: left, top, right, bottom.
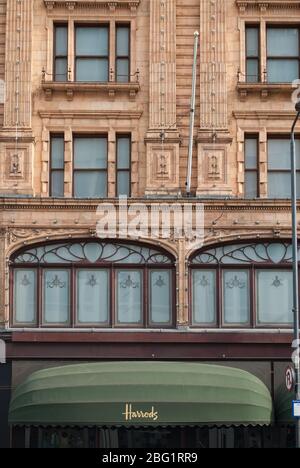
146, 143, 180, 193
0, 144, 33, 195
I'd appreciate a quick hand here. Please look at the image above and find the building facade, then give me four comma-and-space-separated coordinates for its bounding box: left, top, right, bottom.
0, 0, 300, 448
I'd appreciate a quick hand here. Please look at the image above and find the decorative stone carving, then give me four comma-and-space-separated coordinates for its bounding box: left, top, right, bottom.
197, 145, 232, 196
0, 146, 33, 194
146, 144, 180, 193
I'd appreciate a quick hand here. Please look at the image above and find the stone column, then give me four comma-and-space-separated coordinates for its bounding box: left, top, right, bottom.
0, 0, 34, 195
197, 0, 232, 196
145, 0, 180, 195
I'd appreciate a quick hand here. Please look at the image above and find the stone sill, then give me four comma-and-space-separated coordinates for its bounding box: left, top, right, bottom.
237, 82, 294, 101
42, 81, 140, 101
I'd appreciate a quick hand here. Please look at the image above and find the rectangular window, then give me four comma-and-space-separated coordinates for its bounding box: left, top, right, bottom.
256, 270, 293, 325
246, 26, 260, 83
245, 135, 259, 198
192, 270, 216, 326
73, 136, 108, 198
75, 25, 109, 82
43, 269, 70, 325
50, 135, 64, 197
116, 270, 142, 325
116, 135, 131, 197
116, 24, 130, 82
268, 138, 300, 198
13, 270, 37, 324
149, 270, 172, 325
54, 24, 68, 82
76, 270, 109, 325
222, 270, 250, 325
267, 27, 299, 83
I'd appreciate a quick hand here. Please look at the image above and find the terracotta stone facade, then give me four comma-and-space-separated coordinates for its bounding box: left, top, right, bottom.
0, 0, 298, 330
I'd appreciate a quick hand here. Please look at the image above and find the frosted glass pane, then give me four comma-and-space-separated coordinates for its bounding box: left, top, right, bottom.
117, 172, 130, 197
77, 270, 109, 324
246, 59, 259, 83
55, 26, 68, 56
150, 270, 171, 324
116, 59, 129, 82
43, 270, 70, 324
116, 27, 129, 56
76, 58, 108, 82
55, 58, 68, 82
257, 270, 293, 324
245, 172, 258, 199
51, 171, 64, 197
223, 270, 250, 324
74, 138, 107, 169
267, 28, 299, 57
192, 270, 216, 324
76, 27, 108, 56
14, 270, 37, 324
246, 28, 259, 56
51, 137, 64, 169
117, 270, 142, 324
267, 59, 299, 83
117, 137, 130, 168
74, 171, 107, 198
245, 138, 258, 169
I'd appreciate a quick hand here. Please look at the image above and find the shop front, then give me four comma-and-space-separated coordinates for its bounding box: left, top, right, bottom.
9, 361, 281, 449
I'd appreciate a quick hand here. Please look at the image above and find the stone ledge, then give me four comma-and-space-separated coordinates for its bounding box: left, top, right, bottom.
237, 82, 294, 101
44, 0, 140, 12
42, 81, 140, 101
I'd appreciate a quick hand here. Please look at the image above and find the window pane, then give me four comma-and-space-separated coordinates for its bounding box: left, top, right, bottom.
268, 139, 290, 170
74, 137, 107, 169
51, 137, 64, 169
43, 270, 70, 324
116, 270, 142, 324
245, 172, 258, 199
116, 26, 130, 56
246, 27, 259, 56
246, 59, 259, 83
257, 270, 293, 324
223, 270, 250, 324
51, 171, 64, 197
268, 173, 291, 198
267, 28, 299, 57
76, 58, 108, 82
150, 270, 171, 324
117, 137, 130, 169
74, 171, 107, 198
76, 27, 108, 56
245, 138, 258, 169
117, 172, 130, 197
77, 270, 109, 324
267, 59, 299, 83
192, 270, 216, 325
14, 270, 37, 324
116, 58, 129, 82
55, 26, 68, 56
55, 58, 68, 82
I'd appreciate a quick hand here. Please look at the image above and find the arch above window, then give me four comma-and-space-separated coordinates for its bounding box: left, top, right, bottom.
13, 241, 173, 265
191, 242, 295, 265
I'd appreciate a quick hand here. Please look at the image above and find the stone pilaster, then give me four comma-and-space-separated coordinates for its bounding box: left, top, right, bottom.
197, 0, 232, 196
0, 0, 34, 196
145, 0, 180, 195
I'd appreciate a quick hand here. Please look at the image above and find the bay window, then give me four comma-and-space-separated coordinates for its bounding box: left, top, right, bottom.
11, 241, 175, 329
191, 242, 296, 328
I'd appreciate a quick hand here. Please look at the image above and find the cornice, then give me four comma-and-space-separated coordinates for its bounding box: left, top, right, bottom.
0, 197, 296, 212
233, 110, 297, 120
236, 0, 300, 12
38, 110, 143, 120
44, 0, 140, 12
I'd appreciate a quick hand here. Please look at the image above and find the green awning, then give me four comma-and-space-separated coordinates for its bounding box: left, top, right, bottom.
9, 362, 273, 427
275, 385, 295, 425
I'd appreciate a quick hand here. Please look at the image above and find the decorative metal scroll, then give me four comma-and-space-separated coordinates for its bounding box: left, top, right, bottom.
191, 243, 296, 265
13, 241, 173, 265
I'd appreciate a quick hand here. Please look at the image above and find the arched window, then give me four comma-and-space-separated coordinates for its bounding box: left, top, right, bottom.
190, 242, 295, 328
11, 241, 175, 329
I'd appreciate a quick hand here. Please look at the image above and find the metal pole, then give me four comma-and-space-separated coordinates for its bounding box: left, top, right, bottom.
291, 109, 300, 449
186, 31, 199, 196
